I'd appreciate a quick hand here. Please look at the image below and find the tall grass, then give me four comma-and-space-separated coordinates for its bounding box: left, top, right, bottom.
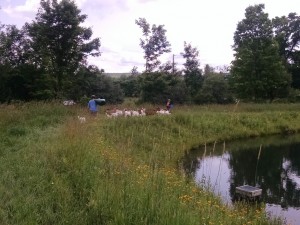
1, 102, 298, 224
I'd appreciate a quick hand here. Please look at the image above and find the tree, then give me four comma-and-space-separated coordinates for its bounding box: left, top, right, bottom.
0, 24, 39, 101
119, 75, 141, 97
73, 66, 124, 104
195, 73, 233, 104
66, 65, 98, 100
203, 64, 215, 76
135, 18, 171, 72
273, 13, 300, 89
131, 66, 139, 76
181, 41, 203, 99
230, 4, 291, 101
0, 25, 31, 67
139, 72, 188, 104
158, 61, 182, 75
26, 0, 100, 97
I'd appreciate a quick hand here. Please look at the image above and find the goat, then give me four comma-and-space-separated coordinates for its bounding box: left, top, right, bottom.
106, 113, 119, 118
115, 109, 123, 116
139, 108, 146, 116
156, 109, 171, 115
124, 109, 132, 117
78, 116, 86, 123
63, 100, 76, 106
105, 108, 124, 118
131, 110, 140, 117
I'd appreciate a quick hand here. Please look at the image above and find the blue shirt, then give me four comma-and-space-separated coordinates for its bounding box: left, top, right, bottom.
88, 99, 97, 112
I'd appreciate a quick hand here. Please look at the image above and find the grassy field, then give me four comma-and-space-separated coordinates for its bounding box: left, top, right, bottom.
1, 101, 300, 225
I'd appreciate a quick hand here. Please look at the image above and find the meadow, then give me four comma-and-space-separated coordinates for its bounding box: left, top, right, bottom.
1, 101, 300, 225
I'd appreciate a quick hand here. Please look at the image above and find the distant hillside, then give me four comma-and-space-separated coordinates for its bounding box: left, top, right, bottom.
103, 73, 132, 78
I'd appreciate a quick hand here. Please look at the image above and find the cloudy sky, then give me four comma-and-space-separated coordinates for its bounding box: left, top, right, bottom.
0, 0, 299, 73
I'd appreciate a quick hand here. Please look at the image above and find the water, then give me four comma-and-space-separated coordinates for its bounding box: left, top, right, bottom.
181, 134, 300, 225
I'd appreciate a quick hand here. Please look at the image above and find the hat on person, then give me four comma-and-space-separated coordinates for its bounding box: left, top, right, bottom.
91, 95, 96, 98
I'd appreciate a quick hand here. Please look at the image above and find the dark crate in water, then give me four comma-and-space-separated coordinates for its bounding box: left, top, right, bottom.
235, 185, 262, 200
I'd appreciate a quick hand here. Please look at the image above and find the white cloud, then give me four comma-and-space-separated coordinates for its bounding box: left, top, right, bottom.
14, 0, 39, 13
74, 0, 88, 8
1, 0, 300, 72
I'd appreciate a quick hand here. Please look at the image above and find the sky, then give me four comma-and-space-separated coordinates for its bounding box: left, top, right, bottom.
0, 0, 299, 73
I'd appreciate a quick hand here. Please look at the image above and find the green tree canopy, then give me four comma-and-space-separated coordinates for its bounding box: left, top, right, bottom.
139, 72, 188, 104
195, 73, 233, 104
273, 13, 300, 89
230, 4, 291, 101
135, 18, 171, 73
181, 41, 203, 99
0, 24, 39, 101
26, 0, 101, 97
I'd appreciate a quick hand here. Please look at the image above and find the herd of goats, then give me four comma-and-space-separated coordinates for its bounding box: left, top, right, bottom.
77, 107, 171, 123
105, 107, 171, 118
63, 100, 172, 123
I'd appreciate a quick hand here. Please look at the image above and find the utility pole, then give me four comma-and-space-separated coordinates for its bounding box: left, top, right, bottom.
172, 54, 175, 75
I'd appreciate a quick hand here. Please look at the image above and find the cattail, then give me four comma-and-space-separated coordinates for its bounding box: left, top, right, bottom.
212, 141, 217, 153
257, 144, 262, 160
203, 143, 206, 158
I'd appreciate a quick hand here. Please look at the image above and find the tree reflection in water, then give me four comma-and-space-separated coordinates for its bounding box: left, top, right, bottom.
180, 134, 300, 224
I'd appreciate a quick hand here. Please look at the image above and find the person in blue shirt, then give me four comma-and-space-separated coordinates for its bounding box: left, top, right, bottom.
88, 95, 98, 115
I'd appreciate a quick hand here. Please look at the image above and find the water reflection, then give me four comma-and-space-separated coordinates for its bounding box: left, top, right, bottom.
181, 134, 300, 225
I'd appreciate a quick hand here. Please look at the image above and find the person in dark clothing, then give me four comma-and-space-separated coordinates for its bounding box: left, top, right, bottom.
166, 99, 173, 111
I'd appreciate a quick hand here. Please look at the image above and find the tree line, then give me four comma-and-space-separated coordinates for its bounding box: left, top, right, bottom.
0, 1, 299, 104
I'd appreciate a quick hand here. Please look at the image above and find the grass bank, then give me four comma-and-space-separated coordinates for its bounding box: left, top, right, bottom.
1, 102, 300, 225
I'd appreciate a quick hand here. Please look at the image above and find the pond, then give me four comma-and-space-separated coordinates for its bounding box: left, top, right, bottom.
181, 134, 300, 225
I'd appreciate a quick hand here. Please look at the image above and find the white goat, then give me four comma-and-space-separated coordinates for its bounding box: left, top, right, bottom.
156, 109, 171, 115
115, 109, 123, 116
131, 110, 140, 117
78, 116, 86, 123
139, 108, 146, 116
124, 109, 132, 117
106, 108, 119, 118
63, 100, 76, 106
106, 111, 119, 118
